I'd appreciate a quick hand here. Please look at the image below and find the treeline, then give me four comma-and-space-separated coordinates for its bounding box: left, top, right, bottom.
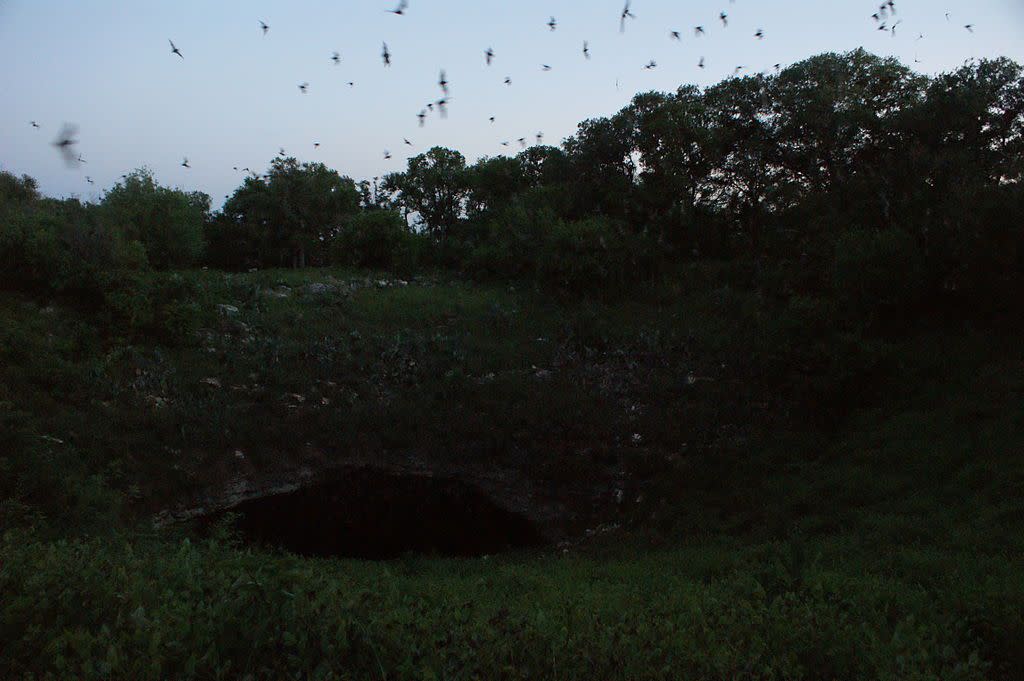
2, 50, 1022, 317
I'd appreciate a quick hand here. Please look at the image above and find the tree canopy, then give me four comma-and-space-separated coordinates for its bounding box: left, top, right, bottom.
382, 147, 469, 237
221, 157, 359, 267
100, 168, 208, 269
7, 50, 1022, 308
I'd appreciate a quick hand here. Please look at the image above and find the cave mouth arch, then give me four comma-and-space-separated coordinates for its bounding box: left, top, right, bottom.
206, 470, 546, 559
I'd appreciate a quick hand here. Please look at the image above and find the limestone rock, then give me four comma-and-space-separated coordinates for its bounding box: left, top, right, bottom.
306, 282, 338, 295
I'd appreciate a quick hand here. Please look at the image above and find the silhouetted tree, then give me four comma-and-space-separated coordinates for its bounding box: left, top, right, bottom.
629, 88, 714, 246
221, 158, 359, 267
100, 168, 207, 269
382, 147, 469, 237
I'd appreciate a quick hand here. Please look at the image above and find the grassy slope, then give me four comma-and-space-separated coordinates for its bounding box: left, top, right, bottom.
1, 267, 1022, 679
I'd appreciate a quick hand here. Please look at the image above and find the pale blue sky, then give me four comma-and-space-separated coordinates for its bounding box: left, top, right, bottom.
1, 0, 1022, 207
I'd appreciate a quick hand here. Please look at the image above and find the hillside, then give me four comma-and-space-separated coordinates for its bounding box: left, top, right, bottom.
3, 47, 1023, 679
2, 265, 1023, 678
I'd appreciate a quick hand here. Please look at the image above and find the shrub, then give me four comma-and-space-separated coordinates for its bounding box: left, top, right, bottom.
100, 169, 207, 269
832, 228, 927, 321
329, 210, 417, 270
203, 214, 262, 271
537, 217, 654, 294
0, 172, 39, 204
0, 196, 146, 296
918, 183, 1024, 312
0, 204, 67, 288
0, 410, 119, 533
463, 199, 555, 279
97, 271, 207, 342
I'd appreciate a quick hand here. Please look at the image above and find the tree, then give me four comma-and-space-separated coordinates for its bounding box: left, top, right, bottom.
515, 145, 572, 190
628, 88, 714, 245
221, 158, 359, 267
100, 168, 207, 269
563, 113, 637, 221
703, 74, 789, 253
771, 50, 926, 204
329, 210, 414, 269
918, 58, 1024, 186
466, 155, 527, 217
0, 172, 40, 204
382, 147, 469, 237
897, 59, 1024, 295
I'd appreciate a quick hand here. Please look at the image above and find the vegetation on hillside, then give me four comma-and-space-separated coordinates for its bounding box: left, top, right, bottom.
1, 50, 1022, 679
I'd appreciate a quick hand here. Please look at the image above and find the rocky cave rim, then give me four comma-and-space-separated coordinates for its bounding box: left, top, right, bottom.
192, 468, 550, 559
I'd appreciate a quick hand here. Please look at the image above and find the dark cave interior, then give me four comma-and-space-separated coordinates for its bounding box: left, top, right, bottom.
204, 470, 546, 559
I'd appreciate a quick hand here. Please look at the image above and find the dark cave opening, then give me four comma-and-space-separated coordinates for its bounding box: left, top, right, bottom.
206, 470, 546, 559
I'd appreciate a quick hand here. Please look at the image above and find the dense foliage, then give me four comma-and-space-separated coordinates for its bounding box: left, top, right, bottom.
1, 265, 1021, 679
215, 157, 360, 268
100, 169, 208, 269
4, 50, 1022, 316
3, 528, 1021, 680
2, 50, 1023, 679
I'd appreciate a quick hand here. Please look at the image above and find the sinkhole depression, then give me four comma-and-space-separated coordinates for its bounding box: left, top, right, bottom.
203, 469, 546, 559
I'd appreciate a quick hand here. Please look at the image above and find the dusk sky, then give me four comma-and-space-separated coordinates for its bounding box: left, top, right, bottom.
2, 0, 1022, 207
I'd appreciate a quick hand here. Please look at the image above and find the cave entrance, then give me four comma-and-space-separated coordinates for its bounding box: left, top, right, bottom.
209, 470, 545, 559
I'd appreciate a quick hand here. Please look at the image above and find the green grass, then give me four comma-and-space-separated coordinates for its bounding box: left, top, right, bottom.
2, 266, 1023, 679
2, 527, 1020, 680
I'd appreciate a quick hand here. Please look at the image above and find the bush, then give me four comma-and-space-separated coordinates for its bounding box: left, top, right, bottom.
329, 210, 418, 270
0, 195, 147, 296
0, 531, 1013, 680
0, 204, 68, 288
100, 169, 207, 269
0, 409, 119, 533
463, 198, 555, 279
459, 206, 659, 293
918, 183, 1024, 312
0, 172, 39, 204
203, 214, 262, 271
537, 217, 655, 294
832, 228, 927, 321
96, 271, 207, 343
